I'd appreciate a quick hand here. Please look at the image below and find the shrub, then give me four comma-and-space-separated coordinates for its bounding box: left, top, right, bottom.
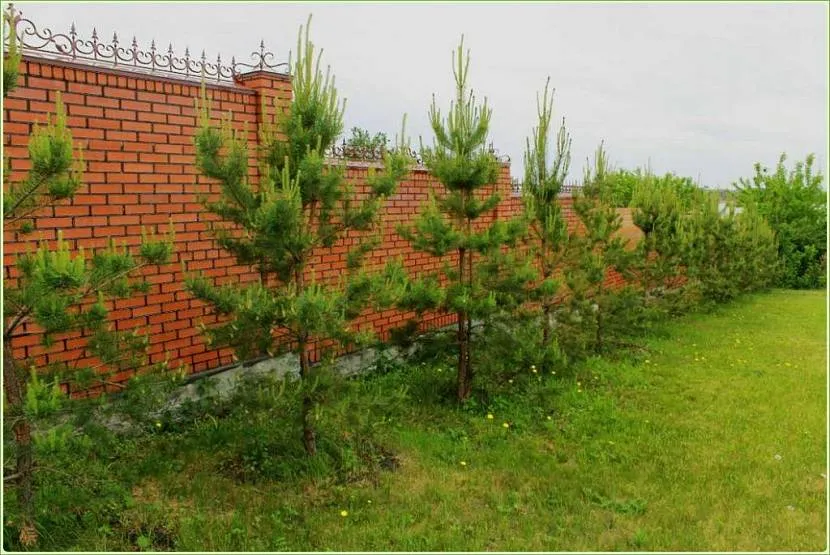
343, 127, 389, 154
735, 153, 826, 289
683, 191, 779, 304
603, 167, 700, 209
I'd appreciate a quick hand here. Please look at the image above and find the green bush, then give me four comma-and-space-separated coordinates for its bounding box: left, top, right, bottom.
602, 168, 699, 208
344, 127, 389, 153
735, 153, 826, 289
630, 172, 702, 317
683, 192, 779, 304
601, 168, 642, 207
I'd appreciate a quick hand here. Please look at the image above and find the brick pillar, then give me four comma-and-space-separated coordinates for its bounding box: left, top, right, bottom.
235, 70, 292, 138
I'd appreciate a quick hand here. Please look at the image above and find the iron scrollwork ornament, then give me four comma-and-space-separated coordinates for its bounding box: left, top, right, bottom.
2, 3, 288, 83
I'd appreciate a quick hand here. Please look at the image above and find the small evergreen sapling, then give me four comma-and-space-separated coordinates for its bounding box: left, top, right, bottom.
629, 173, 696, 316
561, 144, 635, 355
683, 191, 779, 304
2, 18, 175, 544
397, 38, 528, 402
188, 16, 410, 456
522, 78, 572, 365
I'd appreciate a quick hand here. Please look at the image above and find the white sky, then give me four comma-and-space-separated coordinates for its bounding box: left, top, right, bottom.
12, 1, 829, 188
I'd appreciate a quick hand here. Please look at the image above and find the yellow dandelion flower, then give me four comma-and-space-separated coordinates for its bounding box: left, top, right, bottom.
460, 461, 467, 466
340, 510, 348, 517
502, 422, 510, 428
487, 413, 494, 420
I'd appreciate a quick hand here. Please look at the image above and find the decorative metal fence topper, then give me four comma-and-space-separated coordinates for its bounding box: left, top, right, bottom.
3, 3, 288, 84
324, 140, 509, 165
3, 4, 514, 165
511, 179, 583, 196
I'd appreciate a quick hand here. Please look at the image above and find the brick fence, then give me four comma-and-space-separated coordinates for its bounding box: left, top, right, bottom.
3, 53, 639, 388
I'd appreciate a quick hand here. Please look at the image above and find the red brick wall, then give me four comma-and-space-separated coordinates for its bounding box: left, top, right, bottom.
2, 56, 520, 385
4, 56, 641, 387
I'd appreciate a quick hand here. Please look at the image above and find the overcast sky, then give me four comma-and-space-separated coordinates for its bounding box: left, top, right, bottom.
13, 2, 829, 188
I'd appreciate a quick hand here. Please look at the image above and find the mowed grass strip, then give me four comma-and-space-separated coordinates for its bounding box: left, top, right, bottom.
90, 290, 827, 551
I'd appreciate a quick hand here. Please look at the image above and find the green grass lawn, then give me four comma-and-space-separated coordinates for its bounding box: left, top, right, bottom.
23, 289, 828, 551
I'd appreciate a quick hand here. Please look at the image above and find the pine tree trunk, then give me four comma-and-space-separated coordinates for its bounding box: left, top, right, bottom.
541, 239, 553, 366
456, 246, 471, 402
298, 341, 317, 457
457, 314, 470, 401
3, 337, 37, 546
542, 303, 551, 345
542, 255, 552, 348
294, 268, 317, 457
464, 312, 473, 397
464, 239, 474, 398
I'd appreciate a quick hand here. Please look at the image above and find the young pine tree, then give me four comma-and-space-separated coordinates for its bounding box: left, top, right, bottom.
683, 191, 779, 304
562, 144, 635, 355
2, 15, 174, 546
397, 37, 527, 402
187, 17, 410, 456
522, 78, 572, 365
629, 173, 693, 316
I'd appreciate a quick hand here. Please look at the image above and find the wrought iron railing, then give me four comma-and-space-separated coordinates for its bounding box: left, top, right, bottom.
560, 181, 583, 195
3, 4, 516, 168
510, 180, 583, 197
2, 3, 288, 84
325, 140, 511, 165
324, 140, 422, 164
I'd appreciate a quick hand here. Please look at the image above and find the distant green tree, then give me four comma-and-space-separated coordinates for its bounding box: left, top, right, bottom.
735, 153, 826, 289
188, 17, 410, 455
601, 167, 639, 207
602, 166, 700, 209
397, 37, 529, 402
344, 127, 389, 154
